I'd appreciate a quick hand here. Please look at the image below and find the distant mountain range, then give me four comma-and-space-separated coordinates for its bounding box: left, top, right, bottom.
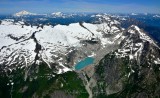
13, 10, 83, 18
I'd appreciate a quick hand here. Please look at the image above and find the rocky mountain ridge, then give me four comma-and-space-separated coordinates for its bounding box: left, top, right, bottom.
0, 14, 160, 98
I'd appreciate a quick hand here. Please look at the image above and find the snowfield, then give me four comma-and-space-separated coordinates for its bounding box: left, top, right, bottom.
0, 15, 122, 74
0, 14, 159, 75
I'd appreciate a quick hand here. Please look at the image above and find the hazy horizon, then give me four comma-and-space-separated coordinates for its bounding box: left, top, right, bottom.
0, 0, 160, 14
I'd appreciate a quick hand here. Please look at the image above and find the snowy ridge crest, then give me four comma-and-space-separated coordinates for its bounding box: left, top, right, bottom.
0, 14, 159, 76
0, 15, 122, 74
115, 25, 160, 66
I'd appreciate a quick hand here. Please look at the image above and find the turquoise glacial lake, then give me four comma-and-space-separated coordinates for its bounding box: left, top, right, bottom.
75, 57, 95, 70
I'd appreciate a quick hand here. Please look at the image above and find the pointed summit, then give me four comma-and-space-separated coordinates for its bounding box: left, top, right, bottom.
14, 10, 36, 17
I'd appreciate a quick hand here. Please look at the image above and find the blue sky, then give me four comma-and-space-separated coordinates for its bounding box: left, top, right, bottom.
0, 0, 160, 14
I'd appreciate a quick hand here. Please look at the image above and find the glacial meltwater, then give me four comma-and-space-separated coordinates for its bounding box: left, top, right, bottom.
75, 57, 95, 70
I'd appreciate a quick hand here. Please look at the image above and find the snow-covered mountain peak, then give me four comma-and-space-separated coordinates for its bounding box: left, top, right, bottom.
128, 25, 158, 47
51, 12, 64, 17
52, 12, 62, 16
131, 13, 138, 15
114, 24, 160, 63
51, 12, 74, 18
0, 14, 159, 78
14, 10, 36, 17
0, 15, 123, 75
153, 15, 160, 18
0, 14, 160, 98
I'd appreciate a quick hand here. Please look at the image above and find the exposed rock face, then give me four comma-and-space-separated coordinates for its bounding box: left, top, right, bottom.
0, 14, 160, 98
91, 24, 160, 98
50, 91, 75, 98
0, 15, 123, 76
